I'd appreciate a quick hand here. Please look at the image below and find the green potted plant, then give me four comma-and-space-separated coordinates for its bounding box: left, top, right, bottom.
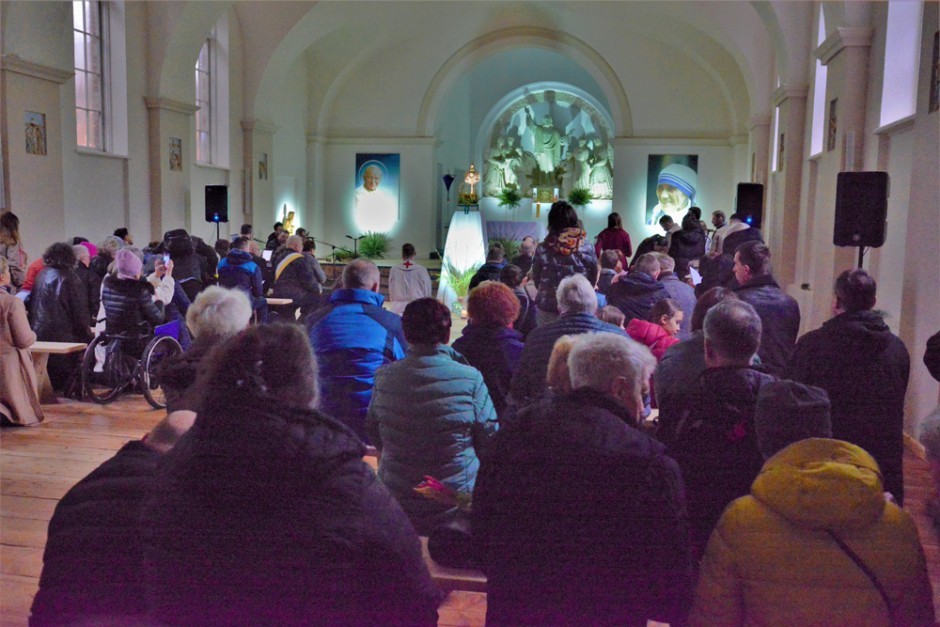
567, 187, 593, 209
497, 187, 523, 211
442, 259, 481, 317
359, 231, 391, 259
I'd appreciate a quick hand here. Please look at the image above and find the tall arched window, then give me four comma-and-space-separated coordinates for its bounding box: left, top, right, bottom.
880, 0, 924, 126
194, 15, 230, 167
810, 6, 829, 156
72, 1, 127, 154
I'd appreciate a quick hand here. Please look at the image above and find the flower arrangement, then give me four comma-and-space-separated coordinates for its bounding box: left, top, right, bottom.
359, 231, 390, 259
497, 187, 523, 210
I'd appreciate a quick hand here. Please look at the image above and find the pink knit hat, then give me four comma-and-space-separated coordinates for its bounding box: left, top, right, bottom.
114, 248, 142, 279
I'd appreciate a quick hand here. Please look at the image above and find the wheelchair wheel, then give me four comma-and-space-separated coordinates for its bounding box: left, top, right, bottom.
82, 335, 130, 404
140, 335, 182, 409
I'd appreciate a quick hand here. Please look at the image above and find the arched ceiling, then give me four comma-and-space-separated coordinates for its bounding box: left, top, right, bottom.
146, 2, 840, 138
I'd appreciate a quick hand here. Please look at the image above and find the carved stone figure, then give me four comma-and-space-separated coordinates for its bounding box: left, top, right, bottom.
525, 109, 566, 174
572, 138, 592, 190
483, 138, 507, 196
589, 144, 614, 200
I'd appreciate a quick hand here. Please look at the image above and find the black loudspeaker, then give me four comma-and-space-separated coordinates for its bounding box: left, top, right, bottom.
205, 185, 229, 223
735, 183, 764, 230
834, 171, 889, 247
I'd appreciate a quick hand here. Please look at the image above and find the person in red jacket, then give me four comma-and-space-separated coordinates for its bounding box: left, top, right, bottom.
627, 297, 682, 361
594, 211, 632, 268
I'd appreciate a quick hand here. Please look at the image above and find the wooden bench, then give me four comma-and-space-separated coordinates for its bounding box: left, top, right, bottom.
29, 342, 87, 404
420, 537, 487, 593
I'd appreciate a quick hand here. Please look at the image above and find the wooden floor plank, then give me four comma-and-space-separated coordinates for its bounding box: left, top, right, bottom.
1, 545, 44, 578
1, 516, 50, 549
0, 495, 58, 521
3, 395, 937, 627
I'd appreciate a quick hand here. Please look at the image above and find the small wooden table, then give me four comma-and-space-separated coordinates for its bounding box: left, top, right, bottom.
29, 341, 87, 404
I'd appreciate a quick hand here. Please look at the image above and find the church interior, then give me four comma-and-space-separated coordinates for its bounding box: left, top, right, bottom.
2, 0, 940, 623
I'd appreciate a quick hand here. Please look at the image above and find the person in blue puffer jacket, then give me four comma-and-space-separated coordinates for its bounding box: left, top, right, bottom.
217, 237, 267, 322
306, 259, 406, 443
367, 298, 498, 534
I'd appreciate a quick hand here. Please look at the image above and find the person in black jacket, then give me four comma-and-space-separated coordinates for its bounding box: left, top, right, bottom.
731, 241, 800, 375
164, 229, 208, 301
101, 249, 164, 357
272, 235, 321, 316
607, 253, 669, 325
656, 299, 776, 559
72, 244, 100, 326
475, 331, 691, 626
142, 324, 441, 625
786, 268, 910, 505
510, 274, 626, 407
28, 243, 93, 390
667, 212, 707, 279
30, 411, 196, 626
468, 244, 507, 291
499, 264, 536, 339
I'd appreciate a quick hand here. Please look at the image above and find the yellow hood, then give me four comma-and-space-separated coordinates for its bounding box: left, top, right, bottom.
751, 438, 886, 532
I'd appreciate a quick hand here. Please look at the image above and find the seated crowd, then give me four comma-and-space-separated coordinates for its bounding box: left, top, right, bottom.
0, 202, 935, 625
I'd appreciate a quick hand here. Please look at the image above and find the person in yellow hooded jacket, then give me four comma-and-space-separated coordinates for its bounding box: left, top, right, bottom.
692, 380, 934, 626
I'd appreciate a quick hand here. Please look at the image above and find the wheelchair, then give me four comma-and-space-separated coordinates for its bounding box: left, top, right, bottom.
81, 319, 183, 409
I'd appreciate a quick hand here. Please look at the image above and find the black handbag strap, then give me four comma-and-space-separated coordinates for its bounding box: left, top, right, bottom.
827, 530, 896, 619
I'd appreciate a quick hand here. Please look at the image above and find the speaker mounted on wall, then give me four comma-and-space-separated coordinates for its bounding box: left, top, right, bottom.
735, 183, 764, 230
833, 172, 889, 248
205, 185, 229, 223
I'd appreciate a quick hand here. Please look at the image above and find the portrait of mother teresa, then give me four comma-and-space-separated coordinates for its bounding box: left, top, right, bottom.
354, 161, 397, 233
650, 163, 697, 225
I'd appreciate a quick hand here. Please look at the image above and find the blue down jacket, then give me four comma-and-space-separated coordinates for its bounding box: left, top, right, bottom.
367, 344, 498, 534
306, 288, 405, 442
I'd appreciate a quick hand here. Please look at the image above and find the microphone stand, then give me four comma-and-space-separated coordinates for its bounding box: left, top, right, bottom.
345, 234, 365, 258
314, 238, 348, 283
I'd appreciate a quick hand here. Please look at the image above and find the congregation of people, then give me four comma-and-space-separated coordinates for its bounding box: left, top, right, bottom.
0, 200, 936, 625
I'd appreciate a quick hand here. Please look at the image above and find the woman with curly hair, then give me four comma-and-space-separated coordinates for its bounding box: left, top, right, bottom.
142, 324, 441, 625
530, 201, 598, 325
452, 281, 524, 415
367, 298, 498, 534
28, 243, 93, 390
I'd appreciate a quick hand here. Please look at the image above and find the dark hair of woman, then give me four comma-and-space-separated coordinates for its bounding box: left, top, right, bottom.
196, 323, 318, 414
402, 298, 451, 345
690, 286, 738, 332
650, 298, 681, 324
547, 201, 579, 233
42, 242, 77, 269
607, 212, 623, 230
0, 212, 20, 245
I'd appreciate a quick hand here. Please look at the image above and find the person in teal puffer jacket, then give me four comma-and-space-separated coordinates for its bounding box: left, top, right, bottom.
367, 298, 498, 534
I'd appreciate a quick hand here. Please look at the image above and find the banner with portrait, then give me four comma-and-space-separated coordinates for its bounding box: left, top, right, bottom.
646, 154, 698, 226
354, 153, 400, 234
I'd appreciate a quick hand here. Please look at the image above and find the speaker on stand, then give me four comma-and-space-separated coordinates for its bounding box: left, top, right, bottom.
833, 171, 889, 268
735, 183, 764, 230
205, 185, 229, 242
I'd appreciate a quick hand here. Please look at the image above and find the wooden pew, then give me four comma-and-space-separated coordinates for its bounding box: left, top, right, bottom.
28, 342, 87, 404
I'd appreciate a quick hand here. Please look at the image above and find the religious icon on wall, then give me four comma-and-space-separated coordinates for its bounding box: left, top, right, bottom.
826, 98, 838, 152
353, 153, 399, 234
929, 31, 939, 114
259, 153, 268, 180
169, 138, 182, 171
646, 154, 698, 226
25, 112, 46, 156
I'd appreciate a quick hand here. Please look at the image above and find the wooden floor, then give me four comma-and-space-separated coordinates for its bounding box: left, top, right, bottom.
2, 397, 938, 625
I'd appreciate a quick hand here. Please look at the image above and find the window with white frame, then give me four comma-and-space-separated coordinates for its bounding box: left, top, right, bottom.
193, 15, 230, 168
72, 1, 127, 155
73, 1, 107, 150
195, 39, 212, 163
880, 0, 924, 126
810, 6, 829, 156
